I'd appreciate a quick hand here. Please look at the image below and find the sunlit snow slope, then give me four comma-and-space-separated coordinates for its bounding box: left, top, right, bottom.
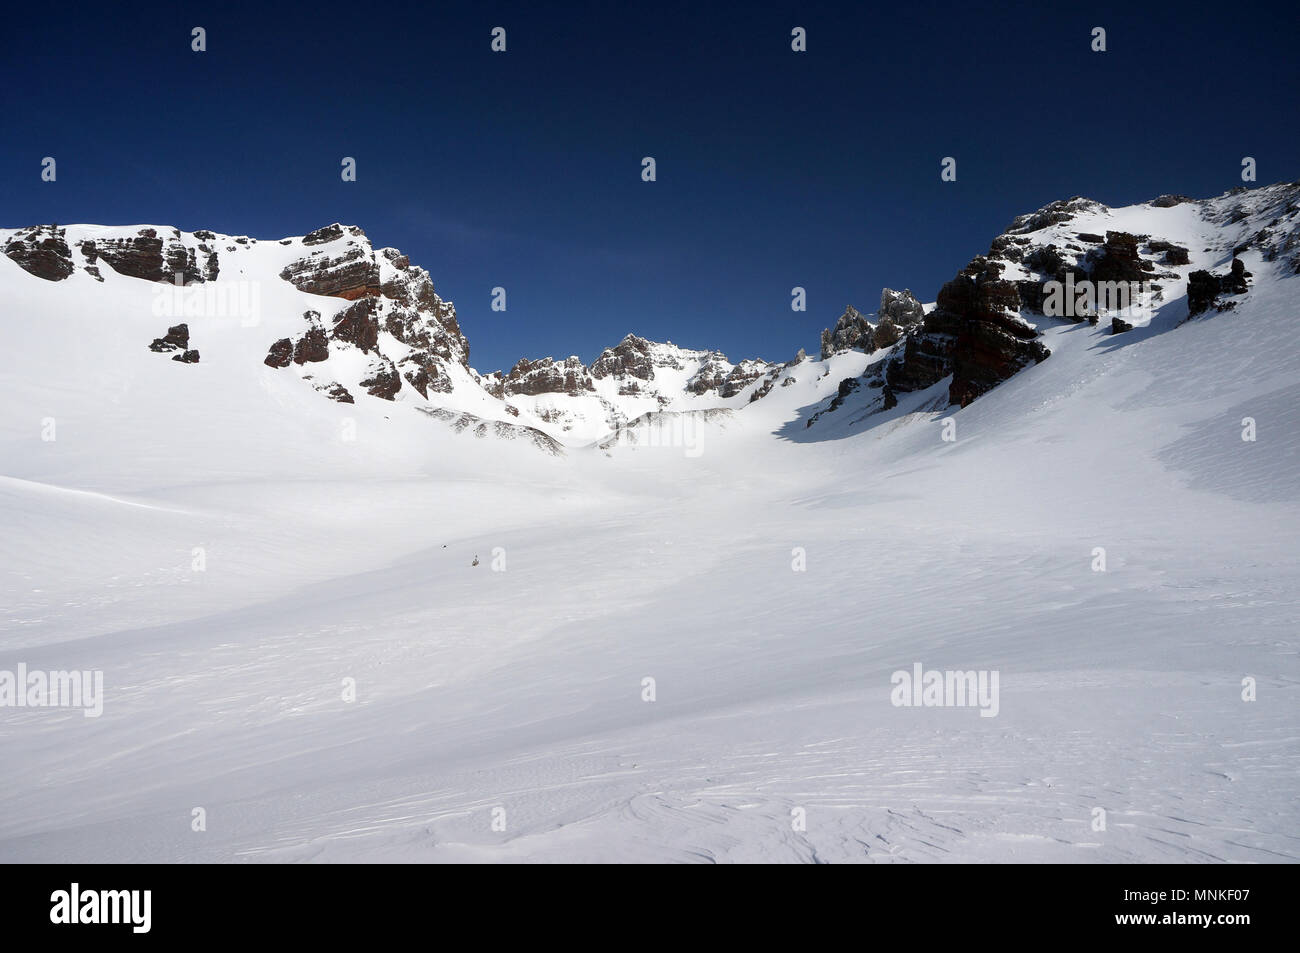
0, 186, 1297, 863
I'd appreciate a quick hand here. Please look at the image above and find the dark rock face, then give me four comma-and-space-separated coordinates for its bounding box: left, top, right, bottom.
264, 338, 294, 367
1017, 245, 1090, 315
872, 317, 903, 349
293, 325, 330, 364
886, 259, 1048, 407
503, 356, 594, 396
1024, 244, 1068, 277
171, 349, 201, 363
279, 244, 380, 300
1150, 194, 1194, 208
1187, 270, 1219, 316
1223, 257, 1250, 294
877, 288, 925, 327
591, 335, 656, 380
820, 305, 874, 358
1111, 317, 1133, 334
3, 226, 75, 281
886, 322, 958, 394
276, 228, 470, 405
1187, 258, 1253, 316
331, 298, 380, 351
360, 356, 402, 400
149, 323, 190, 353
1015, 231, 1173, 317
398, 358, 453, 397
302, 224, 350, 246
1088, 231, 1154, 284
89, 227, 212, 284
379, 261, 470, 395
946, 266, 1048, 408
1148, 239, 1190, 266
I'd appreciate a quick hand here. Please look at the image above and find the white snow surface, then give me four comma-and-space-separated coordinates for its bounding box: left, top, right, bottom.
1, 190, 1297, 863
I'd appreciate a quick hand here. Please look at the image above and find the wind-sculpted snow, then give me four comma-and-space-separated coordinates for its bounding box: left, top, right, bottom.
1, 184, 1297, 863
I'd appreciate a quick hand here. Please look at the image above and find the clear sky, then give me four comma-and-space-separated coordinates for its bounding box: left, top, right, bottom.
2, 0, 1295, 372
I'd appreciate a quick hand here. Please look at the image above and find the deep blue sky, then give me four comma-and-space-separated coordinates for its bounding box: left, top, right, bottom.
3, 1, 1295, 372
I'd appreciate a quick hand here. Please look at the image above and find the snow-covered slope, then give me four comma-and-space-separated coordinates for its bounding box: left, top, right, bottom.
1, 184, 1296, 863
0, 221, 783, 451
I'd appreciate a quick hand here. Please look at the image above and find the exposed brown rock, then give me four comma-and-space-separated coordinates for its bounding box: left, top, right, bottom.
92, 228, 209, 284
278, 245, 380, 299
293, 326, 330, 364
591, 334, 656, 380
502, 356, 595, 396
149, 323, 190, 353
264, 338, 294, 367
360, 356, 402, 399
331, 298, 380, 351
3, 226, 75, 281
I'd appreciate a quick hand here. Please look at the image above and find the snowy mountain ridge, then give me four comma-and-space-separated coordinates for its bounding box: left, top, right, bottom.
2, 180, 1297, 457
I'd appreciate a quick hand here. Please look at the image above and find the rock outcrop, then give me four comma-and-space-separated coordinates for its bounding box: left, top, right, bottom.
265, 227, 471, 401
292, 315, 330, 365
1187, 258, 1253, 316
1088, 231, 1156, 285
264, 338, 294, 368
2, 226, 75, 281
278, 226, 379, 299
590, 334, 658, 381
820, 306, 874, 358
818, 291, 923, 359
4, 225, 224, 285
885, 258, 1049, 407
877, 288, 925, 327
149, 323, 190, 353
90, 228, 212, 284
497, 356, 595, 397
